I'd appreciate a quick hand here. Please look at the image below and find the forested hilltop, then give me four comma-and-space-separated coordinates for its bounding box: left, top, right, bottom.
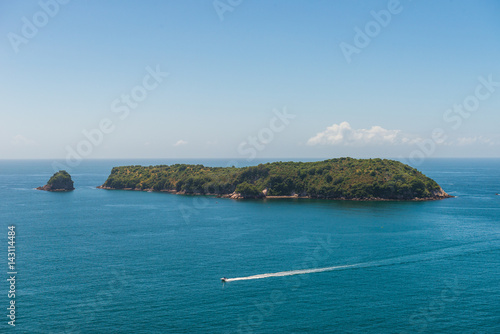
37, 170, 75, 192
98, 158, 451, 201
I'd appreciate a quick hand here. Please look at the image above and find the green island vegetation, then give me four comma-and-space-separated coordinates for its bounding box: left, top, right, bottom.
37, 170, 75, 191
99, 158, 451, 200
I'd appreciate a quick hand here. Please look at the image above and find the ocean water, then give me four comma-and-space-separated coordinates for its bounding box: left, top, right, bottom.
0, 158, 499, 333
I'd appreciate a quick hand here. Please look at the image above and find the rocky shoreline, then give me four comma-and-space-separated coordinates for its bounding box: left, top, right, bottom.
96, 186, 453, 201
36, 185, 74, 192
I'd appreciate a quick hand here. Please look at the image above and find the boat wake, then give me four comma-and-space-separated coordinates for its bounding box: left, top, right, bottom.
224, 264, 358, 282
223, 239, 499, 283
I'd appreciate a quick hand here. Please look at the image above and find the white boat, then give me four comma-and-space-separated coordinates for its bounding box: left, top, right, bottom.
221, 277, 227, 282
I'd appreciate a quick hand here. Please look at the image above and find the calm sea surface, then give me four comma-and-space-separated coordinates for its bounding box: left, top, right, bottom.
0, 158, 499, 333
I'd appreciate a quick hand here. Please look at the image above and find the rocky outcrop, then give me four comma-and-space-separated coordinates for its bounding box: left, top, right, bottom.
222, 192, 265, 199
226, 192, 244, 199
431, 187, 452, 199
37, 170, 75, 192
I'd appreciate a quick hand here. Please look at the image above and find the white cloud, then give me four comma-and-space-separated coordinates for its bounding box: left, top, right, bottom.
11, 134, 38, 146
455, 136, 497, 146
307, 122, 411, 146
173, 139, 188, 146
307, 122, 500, 149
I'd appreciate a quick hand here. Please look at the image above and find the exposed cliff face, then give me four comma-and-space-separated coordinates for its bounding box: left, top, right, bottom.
37, 171, 75, 192
431, 187, 452, 199
222, 191, 266, 199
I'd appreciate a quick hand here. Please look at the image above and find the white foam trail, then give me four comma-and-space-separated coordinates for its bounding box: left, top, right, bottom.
225, 264, 358, 282
224, 239, 499, 283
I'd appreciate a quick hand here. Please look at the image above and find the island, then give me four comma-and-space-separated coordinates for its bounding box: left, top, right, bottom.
37, 170, 75, 192
98, 158, 452, 201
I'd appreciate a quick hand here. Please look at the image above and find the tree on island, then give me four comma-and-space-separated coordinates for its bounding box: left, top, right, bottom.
235, 182, 262, 198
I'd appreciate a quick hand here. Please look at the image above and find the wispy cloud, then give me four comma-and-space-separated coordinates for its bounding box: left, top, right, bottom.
173, 139, 188, 147
307, 122, 500, 149
307, 122, 413, 146
455, 136, 498, 146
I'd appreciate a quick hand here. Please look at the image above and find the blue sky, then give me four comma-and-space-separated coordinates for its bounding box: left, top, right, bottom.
1, 0, 499, 161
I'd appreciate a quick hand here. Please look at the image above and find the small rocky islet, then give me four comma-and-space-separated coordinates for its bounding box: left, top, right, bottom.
37, 170, 75, 192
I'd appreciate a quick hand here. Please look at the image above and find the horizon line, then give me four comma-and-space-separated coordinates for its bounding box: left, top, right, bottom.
1, 157, 500, 161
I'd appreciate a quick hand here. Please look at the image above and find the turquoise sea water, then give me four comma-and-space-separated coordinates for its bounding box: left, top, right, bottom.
0, 158, 499, 333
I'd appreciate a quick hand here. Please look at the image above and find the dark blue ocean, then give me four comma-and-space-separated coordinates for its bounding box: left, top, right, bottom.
1, 158, 499, 333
